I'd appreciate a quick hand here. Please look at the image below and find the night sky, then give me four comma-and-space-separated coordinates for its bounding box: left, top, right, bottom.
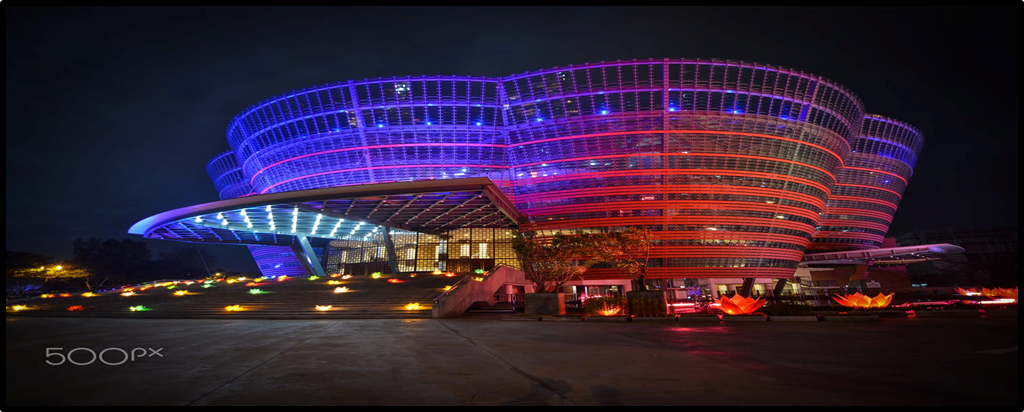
6, 6, 1018, 272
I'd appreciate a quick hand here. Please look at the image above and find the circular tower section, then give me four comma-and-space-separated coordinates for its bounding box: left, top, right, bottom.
504, 58, 863, 279
808, 115, 924, 251
206, 150, 253, 200
227, 76, 509, 195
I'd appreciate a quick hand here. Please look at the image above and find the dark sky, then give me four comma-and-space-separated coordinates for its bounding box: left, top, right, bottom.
6, 6, 1018, 272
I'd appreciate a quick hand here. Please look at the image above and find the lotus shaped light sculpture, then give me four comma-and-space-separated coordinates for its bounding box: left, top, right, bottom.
956, 287, 1017, 300
833, 292, 894, 308
715, 295, 766, 315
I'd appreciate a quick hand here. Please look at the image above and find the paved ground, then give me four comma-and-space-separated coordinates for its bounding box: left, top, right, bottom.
5, 314, 1018, 406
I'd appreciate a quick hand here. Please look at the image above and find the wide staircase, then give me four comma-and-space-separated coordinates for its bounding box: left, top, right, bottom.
5, 272, 464, 320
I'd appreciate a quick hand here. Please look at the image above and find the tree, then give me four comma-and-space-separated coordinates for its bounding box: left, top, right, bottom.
590, 227, 655, 291
511, 230, 601, 293
6, 257, 94, 295
70, 237, 153, 285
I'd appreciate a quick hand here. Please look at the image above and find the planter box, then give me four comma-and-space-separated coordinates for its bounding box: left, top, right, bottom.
524, 292, 565, 316
722, 314, 768, 322
914, 309, 981, 318
676, 314, 721, 322
819, 315, 880, 322
632, 316, 677, 322
501, 315, 541, 321
584, 316, 631, 322
541, 315, 584, 322
768, 315, 819, 322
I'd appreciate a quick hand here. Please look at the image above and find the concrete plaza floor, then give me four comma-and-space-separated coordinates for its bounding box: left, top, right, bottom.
5, 314, 1018, 406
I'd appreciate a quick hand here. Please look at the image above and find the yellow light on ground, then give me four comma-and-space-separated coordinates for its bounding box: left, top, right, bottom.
11, 305, 28, 311
315, 305, 332, 311
81, 292, 96, 297
226, 279, 237, 284
225, 305, 245, 311
40, 294, 55, 298
327, 280, 342, 285
443, 286, 453, 291
173, 290, 188, 296
334, 287, 349, 293
405, 303, 422, 310
432, 270, 443, 275
472, 277, 484, 282
409, 273, 417, 278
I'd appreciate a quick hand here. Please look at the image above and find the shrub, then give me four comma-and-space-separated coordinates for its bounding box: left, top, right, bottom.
629, 296, 668, 317
758, 301, 816, 316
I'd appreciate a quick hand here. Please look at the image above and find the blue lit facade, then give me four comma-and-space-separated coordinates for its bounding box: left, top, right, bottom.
205, 58, 924, 281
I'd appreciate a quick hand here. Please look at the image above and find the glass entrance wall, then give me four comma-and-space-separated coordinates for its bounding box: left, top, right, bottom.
324, 227, 517, 275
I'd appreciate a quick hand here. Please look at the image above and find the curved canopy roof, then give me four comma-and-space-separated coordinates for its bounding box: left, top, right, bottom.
129, 178, 524, 246
800, 243, 965, 266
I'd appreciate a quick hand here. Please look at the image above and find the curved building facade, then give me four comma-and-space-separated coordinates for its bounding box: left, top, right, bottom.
199, 58, 923, 281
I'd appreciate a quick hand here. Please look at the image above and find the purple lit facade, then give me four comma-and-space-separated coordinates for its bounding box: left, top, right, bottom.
204, 58, 923, 282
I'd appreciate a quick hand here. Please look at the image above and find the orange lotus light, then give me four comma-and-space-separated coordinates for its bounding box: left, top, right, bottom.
715, 295, 766, 315
173, 290, 189, 296
405, 303, 422, 310
329, 273, 341, 278
67, 305, 85, 312
277, 276, 288, 282
183, 281, 195, 285
334, 287, 349, 293
59, 293, 73, 298
40, 294, 55, 298
409, 273, 417, 278
387, 278, 404, 283
224, 305, 245, 311
444, 272, 457, 277
315, 305, 332, 311
956, 287, 1018, 300
81, 292, 96, 297
833, 292, 894, 308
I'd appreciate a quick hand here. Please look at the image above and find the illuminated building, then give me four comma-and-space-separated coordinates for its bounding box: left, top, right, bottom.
131, 58, 960, 299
